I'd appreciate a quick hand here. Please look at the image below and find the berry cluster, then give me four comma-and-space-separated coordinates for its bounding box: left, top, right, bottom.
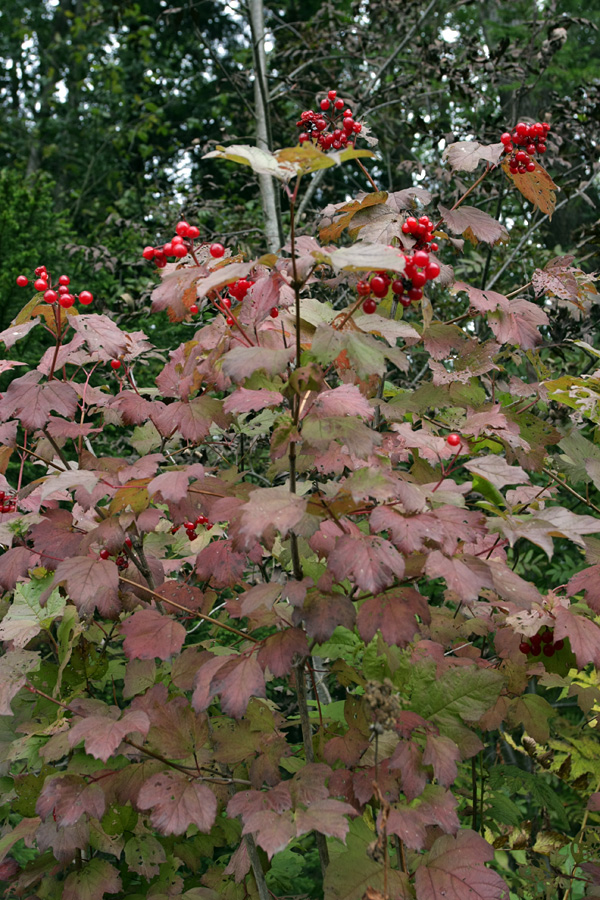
172, 515, 213, 541
297, 89, 362, 150
16, 267, 93, 309
519, 628, 564, 658
142, 220, 227, 269
99, 536, 133, 570
501, 122, 550, 174
0, 491, 17, 515
357, 249, 441, 313
401, 215, 439, 252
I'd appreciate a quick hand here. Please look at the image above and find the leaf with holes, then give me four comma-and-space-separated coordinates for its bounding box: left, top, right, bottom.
62, 859, 122, 900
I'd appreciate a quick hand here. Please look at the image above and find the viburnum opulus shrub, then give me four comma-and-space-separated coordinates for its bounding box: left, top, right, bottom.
1, 90, 600, 900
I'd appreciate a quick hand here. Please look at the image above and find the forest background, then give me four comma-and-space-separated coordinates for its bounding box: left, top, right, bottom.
1, 1, 600, 899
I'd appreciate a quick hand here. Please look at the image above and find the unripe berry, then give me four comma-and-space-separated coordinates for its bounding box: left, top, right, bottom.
446, 433, 461, 447
79, 291, 93, 305
111, 359, 121, 370
16, 275, 28, 287
209, 243, 225, 258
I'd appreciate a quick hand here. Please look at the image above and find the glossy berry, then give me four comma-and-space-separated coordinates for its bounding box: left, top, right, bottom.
209, 243, 225, 258
58, 275, 70, 286
176, 220, 190, 237
320, 98, 330, 111
400, 296, 412, 308
357, 280, 370, 296
221, 297, 232, 309
184, 521, 196, 531
188, 225, 200, 239
124, 537, 133, 548
362, 298, 377, 314
327, 89, 337, 100
407, 287, 423, 301
391, 280, 404, 295
110, 359, 122, 370
173, 244, 187, 258
99, 549, 110, 560
425, 262, 441, 280
16, 275, 28, 287
189, 304, 198, 314
43, 289, 57, 304
543, 644, 555, 658
542, 629, 554, 643
334, 98, 344, 110
34, 278, 47, 292
79, 291, 93, 305
370, 276, 387, 297
226, 316, 234, 326
413, 250, 429, 267
163, 242, 174, 256
519, 642, 532, 655
554, 639, 565, 651
59, 294, 75, 309
446, 433, 461, 447
142, 246, 155, 260
270, 307, 279, 318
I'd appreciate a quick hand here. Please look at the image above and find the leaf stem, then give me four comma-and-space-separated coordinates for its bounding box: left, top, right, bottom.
433, 164, 492, 232
542, 467, 600, 516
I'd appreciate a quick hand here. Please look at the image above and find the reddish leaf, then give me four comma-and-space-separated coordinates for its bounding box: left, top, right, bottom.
0, 371, 78, 431
0, 650, 40, 715
137, 771, 218, 835
49, 556, 120, 616
488, 298, 548, 350
422, 735, 461, 788
414, 830, 508, 900
438, 205, 508, 245
68, 710, 150, 762
222, 345, 295, 382
567, 565, 600, 613
62, 858, 122, 900
70, 314, 150, 360
503, 157, 558, 218
152, 397, 229, 442
223, 388, 284, 415
238, 486, 307, 547
328, 534, 405, 594
195, 539, 246, 588
389, 740, 428, 801
217, 655, 267, 718
308, 384, 374, 421
241, 809, 296, 858
296, 798, 357, 841
121, 608, 187, 661
258, 628, 309, 676
425, 551, 491, 603
442, 140, 503, 172
0, 319, 38, 348
151, 264, 205, 318
30, 509, 84, 570
36, 775, 105, 826
36, 819, 90, 862
463, 456, 530, 489
554, 606, 600, 668
357, 587, 430, 647
302, 590, 357, 643
0, 546, 34, 591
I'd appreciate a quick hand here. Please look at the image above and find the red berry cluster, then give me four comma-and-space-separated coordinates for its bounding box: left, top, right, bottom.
142, 220, 204, 269
296, 89, 362, 150
501, 122, 550, 174
519, 628, 564, 658
16, 267, 93, 309
0, 491, 17, 515
99, 536, 133, 570
401, 215, 439, 252
357, 249, 441, 313
172, 515, 213, 541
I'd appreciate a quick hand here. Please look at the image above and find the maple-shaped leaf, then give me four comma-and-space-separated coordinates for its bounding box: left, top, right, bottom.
137, 770, 218, 835
319, 191, 388, 243
301, 590, 357, 642
328, 533, 405, 594
0, 546, 34, 591
0, 319, 38, 348
488, 298, 549, 350
503, 157, 558, 218
567, 565, 600, 614
296, 798, 357, 841
554, 605, 600, 668
151, 263, 206, 318
223, 387, 284, 415
318, 241, 407, 274
70, 314, 151, 361
389, 740, 428, 800
0, 371, 78, 431
36, 775, 105, 826
414, 829, 509, 900
422, 734, 462, 788
36, 819, 90, 862
222, 345, 295, 383
124, 834, 167, 879
0, 578, 65, 647
493, 508, 600, 559
48, 556, 120, 616
302, 415, 382, 458
438, 205, 508, 245
62, 858, 122, 900
68, 710, 150, 762
532, 255, 597, 318
412, 667, 504, 738
216, 655, 267, 718
323, 817, 411, 900
429, 339, 500, 385
152, 397, 229, 442
241, 809, 296, 858
195, 539, 247, 588
238, 486, 308, 547
463, 456, 530, 490
307, 383, 374, 421
258, 628, 309, 676
0, 649, 40, 715
357, 587, 430, 647
442, 140, 504, 172
120, 608, 187, 660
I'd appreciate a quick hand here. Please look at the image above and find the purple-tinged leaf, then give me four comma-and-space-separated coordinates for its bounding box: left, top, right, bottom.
554, 606, 600, 668
494, 508, 600, 559
137, 771, 218, 835
463, 456, 530, 489
0, 319, 38, 348
62, 858, 122, 900
217, 655, 267, 718
152, 397, 229, 442
414, 829, 509, 900
422, 734, 461, 788
439, 205, 508, 245
296, 799, 357, 841
308, 383, 374, 421
151, 264, 206, 317
442, 140, 504, 172
0, 371, 78, 431
488, 298, 548, 350
301, 590, 357, 643
222, 345, 295, 383
121, 608, 187, 660
68, 710, 150, 762
567, 565, 600, 613
389, 740, 428, 801
224, 388, 284, 415
0, 650, 40, 715
328, 534, 405, 594
48, 556, 120, 616
241, 809, 296, 858
258, 628, 309, 676
425, 551, 491, 603
124, 834, 166, 879
357, 587, 430, 647
36, 775, 105, 826
70, 314, 150, 361
0, 546, 34, 591
36, 819, 90, 862
195, 539, 247, 587
238, 486, 307, 547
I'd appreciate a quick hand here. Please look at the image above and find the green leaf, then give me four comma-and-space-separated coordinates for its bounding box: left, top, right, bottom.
323, 816, 410, 899
488, 764, 568, 828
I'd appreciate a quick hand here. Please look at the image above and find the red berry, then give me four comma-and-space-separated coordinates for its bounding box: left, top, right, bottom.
269, 307, 279, 318
209, 243, 225, 258
516, 122, 528, 136
320, 98, 330, 111
184, 521, 196, 531
34, 278, 47, 292
226, 316, 234, 326
189, 304, 198, 314
327, 89, 337, 100
43, 289, 57, 304
34, 266, 46, 276
59, 294, 75, 309
519, 642, 532, 655
316, 118, 327, 131
526, 161, 536, 172
430, 242, 439, 252
543, 644, 555, 658
353, 122, 362, 133
411, 271, 427, 288
362, 298, 377, 314
237, 279, 252, 296
370, 275, 387, 297
425, 262, 441, 280
163, 242, 174, 256
391, 280, 405, 295
298, 132, 309, 143
526, 143, 536, 156
530, 633, 542, 648
142, 246, 155, 260
176, 220, 190, 237
99, 549, 110, 560
554, 639, 564, 651
500, 132, 512, 144
173, 244, 187, 258
16, 275, 29, 287
186, 529, 197, 540
155, 257, 167, 268
58, 275, 70, 286
111, 359, 121, 370
124, 537, 133, 548
221, 297, 232, 309
115, 556, 127, 567
334, 98, 344, 110
58, 284, 69, 294
188, 226, 200, 239
446, 433, 461, 447
400, 296, 412, 308
542, 629, 554, 643
357, 280, 371, 296
537, 143, 546, 154
407, 287, 423, 301
78, 290, 93, 305
412, 250, 429, 267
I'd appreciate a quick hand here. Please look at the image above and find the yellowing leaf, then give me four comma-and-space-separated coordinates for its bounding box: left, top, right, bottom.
503, 158, 559, 218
